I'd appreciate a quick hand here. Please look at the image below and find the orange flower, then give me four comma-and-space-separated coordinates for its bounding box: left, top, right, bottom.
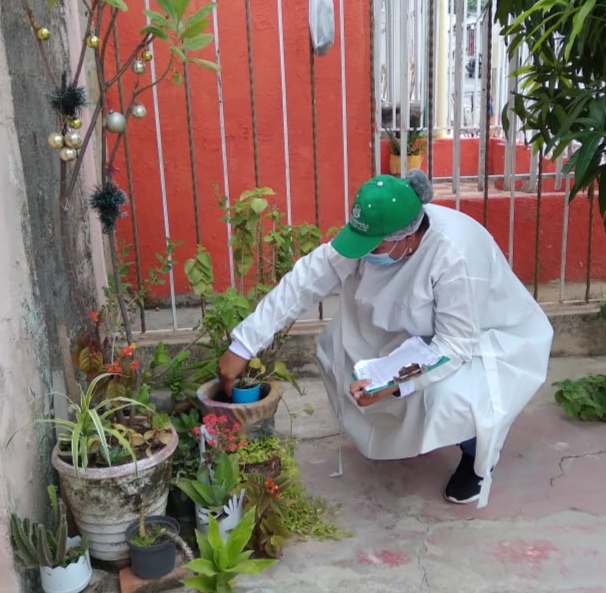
106, 361, 122, 374
121, 342, 136, 357
89, 311, 100, 324
130, 359, 140, 371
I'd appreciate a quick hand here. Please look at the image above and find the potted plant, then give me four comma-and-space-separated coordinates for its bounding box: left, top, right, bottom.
175, 415, 248, 539
384, 126, 427, 175
10, 487, 92, 593
182, 508, 276, 593
9, 370, 178, 562
125, 512, 181, 580
185, 187, 321, 434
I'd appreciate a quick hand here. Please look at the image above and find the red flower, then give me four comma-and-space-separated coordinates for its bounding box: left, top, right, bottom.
106, 361, 122, 374
192, 426, 201, 436
239, 439, 247, 448
130, 359, 140, 371
228, 443, 237, 452
121, 343, 136, 357
207, 439, 216, 447
89, 311, 100, 324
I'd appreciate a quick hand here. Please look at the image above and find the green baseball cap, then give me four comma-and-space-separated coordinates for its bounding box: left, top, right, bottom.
331, 175, 422, 259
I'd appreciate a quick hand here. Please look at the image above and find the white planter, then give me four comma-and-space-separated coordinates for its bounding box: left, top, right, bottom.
196, 490, 245, 540
39, 537, 92, 593
51, 428, 178, 561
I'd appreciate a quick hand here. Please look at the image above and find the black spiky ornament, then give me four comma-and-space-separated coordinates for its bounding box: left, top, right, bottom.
49, 84, 88, 118
90, 182, 126, 233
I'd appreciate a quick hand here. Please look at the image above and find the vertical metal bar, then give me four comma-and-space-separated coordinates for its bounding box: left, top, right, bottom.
339, 0, 350, 219
554, 153, 563, 191
372, 0, 382, 176
585, 185, 595, 303
244, 0, 260, 187
559, 166, 571, 302
183, 62, 202, 246
528, 149, 538, 192
310, 46, 323, 321
481, 2, 493, 226
276, 0, 292, 224
400, 0, 410, 178
144, 0, 178, 330
452, 0, 464, 208
387, 0, 396, 127
533, 149, 543, 300
212, 2, 235, 287
427, 0, 435, 181
506, 49, 518, 266
113, 25, 145, 333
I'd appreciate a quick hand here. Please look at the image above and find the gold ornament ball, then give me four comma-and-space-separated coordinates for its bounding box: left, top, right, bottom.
47, 132, 64, 149
106, 111, 126, 134
132, 58, 146, 75
86, 35, 100, 49
70, 117, 83, 130
142, 50, 153, 62
64, 130, 84, 149
131, 103, 147, 119
37, 27, 51, 41
59, 147, 78, 162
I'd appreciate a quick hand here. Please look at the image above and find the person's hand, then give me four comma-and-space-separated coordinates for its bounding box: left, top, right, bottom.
349, 379, 399, 407
218, 350, 249, 398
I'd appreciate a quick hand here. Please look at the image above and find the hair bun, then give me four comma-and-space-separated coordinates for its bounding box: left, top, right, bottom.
406, 169, 433, 204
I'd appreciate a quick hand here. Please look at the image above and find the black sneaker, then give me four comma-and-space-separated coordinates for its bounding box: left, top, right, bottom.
444, 453, 483, 504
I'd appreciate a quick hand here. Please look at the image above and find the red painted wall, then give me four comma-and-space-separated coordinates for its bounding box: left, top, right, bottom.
110, 3, 605, 299
110, 0, 371, 297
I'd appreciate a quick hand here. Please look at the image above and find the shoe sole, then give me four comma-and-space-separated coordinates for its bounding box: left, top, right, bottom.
443, 492, 481, 505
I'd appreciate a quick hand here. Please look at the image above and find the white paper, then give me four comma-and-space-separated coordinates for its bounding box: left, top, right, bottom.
353, 336, 442, 392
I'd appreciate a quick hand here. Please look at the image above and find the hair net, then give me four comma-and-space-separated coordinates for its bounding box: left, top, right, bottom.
384, 169, 434, 241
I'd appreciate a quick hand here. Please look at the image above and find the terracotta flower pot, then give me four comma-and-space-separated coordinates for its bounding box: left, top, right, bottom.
196, 379, 282, 438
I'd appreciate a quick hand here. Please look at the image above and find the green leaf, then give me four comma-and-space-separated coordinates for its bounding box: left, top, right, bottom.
249, 198, 268, 214
222, 507, 256, 566
172, 71, 183, 84
173, 0, 191, 19
140, 25, 169, 41
188, 58, 220, 71
230, 558, 278, 575
102, 0, 128, 10
143, 9, 171, 29
153, 0, 177, 21
183, 18, 209, 38
182, 575, 217, 593
170, 46, 187, 61
182, 34, 214, 52
183, 558, 217, 576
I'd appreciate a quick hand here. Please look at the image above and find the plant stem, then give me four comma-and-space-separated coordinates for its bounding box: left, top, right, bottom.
22, 0, 58, 87
104, 36, 152, 89
108, 230, 133, 345
72, 0, 100, 86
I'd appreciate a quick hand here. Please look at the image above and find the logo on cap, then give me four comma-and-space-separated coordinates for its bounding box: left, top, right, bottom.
352, 204, 361, 219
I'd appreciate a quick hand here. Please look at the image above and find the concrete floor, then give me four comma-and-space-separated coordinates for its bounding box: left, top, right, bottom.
111, 355, 606, 592
237, 355, 606, 593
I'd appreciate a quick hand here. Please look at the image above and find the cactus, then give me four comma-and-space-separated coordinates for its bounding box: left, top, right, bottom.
10, 486, 78, 569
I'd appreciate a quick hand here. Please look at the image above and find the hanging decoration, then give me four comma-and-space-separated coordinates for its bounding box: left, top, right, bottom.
105, 111, 126, 134
49, 85, 88, 118
132, 58, 146, 75
70, 117, 83, 130
89, 182, 126, 233
47, 132, 64, 149
131, 103, 147, 119
86, 35, 100, 49
59, 147, 78, 162
142, 50, 153, 62
64, 130, 84, 149
36, 27, 51, 41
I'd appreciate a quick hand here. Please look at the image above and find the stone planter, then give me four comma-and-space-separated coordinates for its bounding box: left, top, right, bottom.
196, 379, 282, 438
51, 429, 178, 562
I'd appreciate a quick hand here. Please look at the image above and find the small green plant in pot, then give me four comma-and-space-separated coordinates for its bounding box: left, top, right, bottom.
553, 375, 606, 421
126, 511, 181, 580
182, 507, 276, 593
10, 486, 92, 593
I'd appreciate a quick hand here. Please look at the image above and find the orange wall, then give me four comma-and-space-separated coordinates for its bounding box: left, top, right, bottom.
111, 0, 372, 296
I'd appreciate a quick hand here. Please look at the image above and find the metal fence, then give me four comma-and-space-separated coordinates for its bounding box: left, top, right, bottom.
112, 0, 605, 335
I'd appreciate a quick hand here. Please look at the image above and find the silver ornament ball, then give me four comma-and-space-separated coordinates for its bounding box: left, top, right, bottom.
59, 147, 78, 162
131, 103, 147, 119
64, 130, 83, 149
106, 111, 126, 134
47, 132, 64, 149
132, 58, 146, 75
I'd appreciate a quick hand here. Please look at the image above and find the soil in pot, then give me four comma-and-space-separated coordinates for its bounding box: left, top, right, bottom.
126, 516, 180, 579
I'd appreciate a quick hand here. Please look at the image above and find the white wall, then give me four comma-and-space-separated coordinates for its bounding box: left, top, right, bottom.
0, 10, 51, 591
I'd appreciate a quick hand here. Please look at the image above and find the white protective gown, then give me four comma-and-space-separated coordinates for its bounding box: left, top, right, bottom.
232, 204, 554, 506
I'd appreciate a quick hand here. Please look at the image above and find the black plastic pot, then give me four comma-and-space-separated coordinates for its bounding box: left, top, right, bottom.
125, 515, 180, 579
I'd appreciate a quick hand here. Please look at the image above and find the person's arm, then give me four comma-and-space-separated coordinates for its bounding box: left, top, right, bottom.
219, 243, 356, 394
412, 255, 482, 392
